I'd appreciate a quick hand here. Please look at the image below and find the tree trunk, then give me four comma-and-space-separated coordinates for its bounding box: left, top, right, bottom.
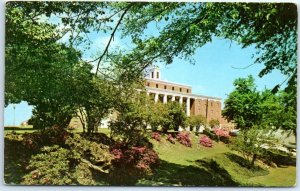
251, 154, 257, 167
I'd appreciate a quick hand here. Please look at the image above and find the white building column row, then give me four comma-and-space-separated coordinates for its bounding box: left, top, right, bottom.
151, 92, 190, 116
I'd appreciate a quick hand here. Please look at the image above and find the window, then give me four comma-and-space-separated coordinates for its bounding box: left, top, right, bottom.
187, 89, 189, 93
172, 87, 174, 91
156, 84, 158, 88
151, 72, 154, 78
180, 88, 182, 92
147, 82, 150, 86
157, 72, 159, 79
164, 85, 167, 89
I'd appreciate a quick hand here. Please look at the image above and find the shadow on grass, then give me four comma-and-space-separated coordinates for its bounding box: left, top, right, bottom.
224, 153, 269, 177
139, 159, 238, 186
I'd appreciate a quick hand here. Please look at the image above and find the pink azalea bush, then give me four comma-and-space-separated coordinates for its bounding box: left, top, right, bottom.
151, 132, 161, 142
212, 127, 230, 141
200, 135, 213, 147
110, 142, 160, 181
213, 128, 230, 137
177, 132, 192, 147
166, 134, 176, 144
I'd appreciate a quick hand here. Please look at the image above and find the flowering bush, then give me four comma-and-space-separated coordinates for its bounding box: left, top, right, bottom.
22, 126, 70, 152
167, 134, 176, 144
212, 128, 230, 143
200, 135, 213, 147
151, 132, 161, 142
109, 142, 160, 185
213, 128, 230, 138
177, 132, 192, 147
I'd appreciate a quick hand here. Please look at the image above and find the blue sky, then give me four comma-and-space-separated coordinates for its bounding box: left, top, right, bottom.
4, 9, 287, 126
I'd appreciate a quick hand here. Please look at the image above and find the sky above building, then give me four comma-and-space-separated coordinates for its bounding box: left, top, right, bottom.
4, 7, 287, 126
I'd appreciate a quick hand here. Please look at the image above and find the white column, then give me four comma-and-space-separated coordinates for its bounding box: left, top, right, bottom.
186, 97, 190, 116
171, 95, 175, 101
154, 93, 159, 103
179, 96, 183, 105
163, 94, 167, 104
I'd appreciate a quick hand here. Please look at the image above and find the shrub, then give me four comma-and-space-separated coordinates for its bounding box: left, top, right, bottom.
22, 134, 113, 185
5, 133, 32, 184
212, 127, 230, 143
22, 126, 70, 152
200, 135, 213, 147
203, 129, 218, 141
167, 134, 176, 144
22, 146, 74, 185
209, 119, 220, 128
177, 132, 192, 147
151, 132, 161, 142
109, 142, 159, 185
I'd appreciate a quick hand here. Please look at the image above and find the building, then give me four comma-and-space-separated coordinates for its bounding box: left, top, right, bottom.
145, 67, 224, 123
69, 66, 233, 130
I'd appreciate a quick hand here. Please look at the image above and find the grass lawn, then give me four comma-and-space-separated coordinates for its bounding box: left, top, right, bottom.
137, 133, 296, 187
4, 126, 36, 134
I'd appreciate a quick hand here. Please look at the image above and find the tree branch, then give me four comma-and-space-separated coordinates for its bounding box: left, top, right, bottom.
231, 63, 257, 70
94, 4, 133, 76
80, 158, 110, 174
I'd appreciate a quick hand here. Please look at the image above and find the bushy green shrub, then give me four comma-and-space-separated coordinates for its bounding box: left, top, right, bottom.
21, 134, 113, 185
22, 145, 74, 185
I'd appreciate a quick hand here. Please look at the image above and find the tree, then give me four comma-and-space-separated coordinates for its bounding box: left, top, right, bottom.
260, 90, 296, 135
146, 100, 170, 131
223, 76, 297, 134
163, 102, 187, 132
120, 2, 297, 95
6, 2, 297, 135
6, 3, 94, 129
188, 114, 207, 132
73, 76, 117, 134
222, 76, 262, 129
230, 127, 277, 168
108, 87, 149, 146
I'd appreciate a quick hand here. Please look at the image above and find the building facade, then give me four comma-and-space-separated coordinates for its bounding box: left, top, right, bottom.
69, 67, 232, 130
145, 67, 224, 123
